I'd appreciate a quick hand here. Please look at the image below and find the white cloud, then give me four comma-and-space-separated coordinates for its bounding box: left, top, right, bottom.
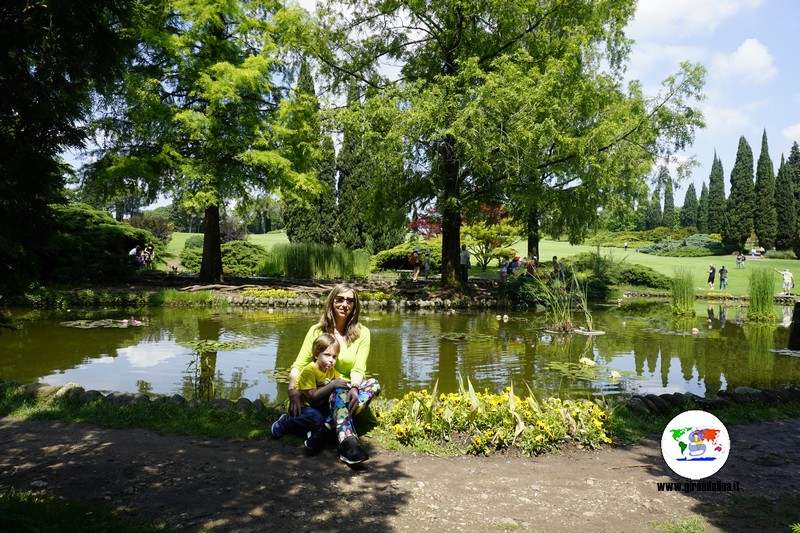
711, 39, 777, 84
118, 342, 185, 369
781, 123, 800, 144
628, 0, 764, 40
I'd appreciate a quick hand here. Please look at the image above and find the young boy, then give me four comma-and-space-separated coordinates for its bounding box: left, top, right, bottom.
272, 334, 347, 438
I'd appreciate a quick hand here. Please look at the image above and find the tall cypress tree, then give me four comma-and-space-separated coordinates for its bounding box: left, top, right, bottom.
317, 134, 339, 244
697, 183, 709, 233
706, 153, 726, 234
753, 130, 777, 250
724, 136, 755, 251
281, 60, 333, 244
644, 189, 662, 230
336, 81, 368, 249
775, 155, 795, 251
680, 182, 698, 228
662, 169, 676, 229
786, 142, 800, 256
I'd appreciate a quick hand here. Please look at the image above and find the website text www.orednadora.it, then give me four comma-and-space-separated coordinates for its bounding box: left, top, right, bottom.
657, 480, 741, 492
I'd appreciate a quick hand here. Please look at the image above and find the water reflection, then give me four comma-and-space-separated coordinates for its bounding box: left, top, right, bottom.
1, 302, 799, 401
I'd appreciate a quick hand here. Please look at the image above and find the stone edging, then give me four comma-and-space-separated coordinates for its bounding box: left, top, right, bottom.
624, 384, 800, 415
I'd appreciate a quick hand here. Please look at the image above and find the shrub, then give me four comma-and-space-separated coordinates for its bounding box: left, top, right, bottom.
184, 235, 204, 249
497, 276, 545, 308
179, 247, 202, 272
372, 239, 441, 271
764, 250, 797, 260
638, 234, 724, 257
179, 241, 269, 276
221, 241, 269, 277
616, 264, 672, 290
39, 203, 157, 284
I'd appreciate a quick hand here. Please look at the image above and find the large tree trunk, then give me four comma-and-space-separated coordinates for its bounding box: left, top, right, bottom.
526, 209, 541, 261
199, 204, 223, 283
440, 137, 461, 287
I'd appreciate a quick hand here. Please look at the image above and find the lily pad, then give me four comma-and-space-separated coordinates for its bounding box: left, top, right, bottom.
60, 319, 143, 329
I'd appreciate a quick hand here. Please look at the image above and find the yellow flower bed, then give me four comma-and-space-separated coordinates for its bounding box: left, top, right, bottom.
378, 382, 612, 456
240, 288, 296, 299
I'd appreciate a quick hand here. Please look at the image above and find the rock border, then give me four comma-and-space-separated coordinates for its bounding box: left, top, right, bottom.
624, 384, 800, 416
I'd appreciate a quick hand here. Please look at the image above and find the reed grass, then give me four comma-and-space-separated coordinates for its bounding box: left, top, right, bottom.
150, 289, 218, 307
671, 268, 695, 316
747, 269, 776, 322
259, 243, 370, 279
535, 277, 574, 332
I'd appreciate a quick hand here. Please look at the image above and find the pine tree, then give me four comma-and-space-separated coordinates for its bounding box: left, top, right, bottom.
706, 153, 726, 234
680, 182, 698, 228
724, 136, 755, 252
698, 183, 709, 233
753, 130, 777, 250
662, 169, 676, 229
774, 155, 795, 251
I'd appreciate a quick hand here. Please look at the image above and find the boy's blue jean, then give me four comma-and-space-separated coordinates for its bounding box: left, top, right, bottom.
283, 406, 326, 434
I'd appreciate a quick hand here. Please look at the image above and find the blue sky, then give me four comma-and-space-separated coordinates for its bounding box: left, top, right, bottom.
626, 0, 800, 203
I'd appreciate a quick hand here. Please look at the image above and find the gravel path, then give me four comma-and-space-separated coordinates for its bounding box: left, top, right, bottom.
2, 416, 799, 532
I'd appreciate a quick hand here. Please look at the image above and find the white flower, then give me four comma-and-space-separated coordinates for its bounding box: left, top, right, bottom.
579, 357, 596, 366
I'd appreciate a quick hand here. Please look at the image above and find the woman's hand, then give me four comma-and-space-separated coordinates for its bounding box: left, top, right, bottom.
347, 386, 359, 414
288, 388, 303, 417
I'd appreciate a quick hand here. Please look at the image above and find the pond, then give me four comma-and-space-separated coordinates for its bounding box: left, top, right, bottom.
2, 301, 800, 404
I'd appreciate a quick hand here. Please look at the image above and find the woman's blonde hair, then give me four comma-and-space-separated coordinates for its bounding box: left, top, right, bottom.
317, 283, 361, 344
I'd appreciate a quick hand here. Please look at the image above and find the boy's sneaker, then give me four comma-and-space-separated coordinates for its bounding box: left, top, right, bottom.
338, 436, 369, 465
271, 414, 288, 438
304, 424, 333, 453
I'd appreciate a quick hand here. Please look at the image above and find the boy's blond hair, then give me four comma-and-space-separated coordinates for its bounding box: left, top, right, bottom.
312, 333, 339, 361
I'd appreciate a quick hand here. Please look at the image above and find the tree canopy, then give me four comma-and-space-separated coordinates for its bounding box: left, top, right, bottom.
84, 0, 314, 282
312, 0, 705, 285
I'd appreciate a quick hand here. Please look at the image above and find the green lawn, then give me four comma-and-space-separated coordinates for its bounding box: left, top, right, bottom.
512, 240, 793, 298
166, 231, 289, 256
164, 231, 796, 297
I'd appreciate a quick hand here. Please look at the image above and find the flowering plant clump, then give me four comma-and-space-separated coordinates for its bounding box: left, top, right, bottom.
240, 288, 296, 299
359, 291, 396, 301
379, 380, 613, 456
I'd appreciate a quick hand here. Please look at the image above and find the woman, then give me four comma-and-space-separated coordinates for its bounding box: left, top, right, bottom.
287, 283, 380, 465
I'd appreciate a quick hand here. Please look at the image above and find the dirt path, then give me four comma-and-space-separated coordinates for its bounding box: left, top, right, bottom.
2, 416, 799, 532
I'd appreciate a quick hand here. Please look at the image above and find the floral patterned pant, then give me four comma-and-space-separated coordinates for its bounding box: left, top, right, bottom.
327, 378, 381, 443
